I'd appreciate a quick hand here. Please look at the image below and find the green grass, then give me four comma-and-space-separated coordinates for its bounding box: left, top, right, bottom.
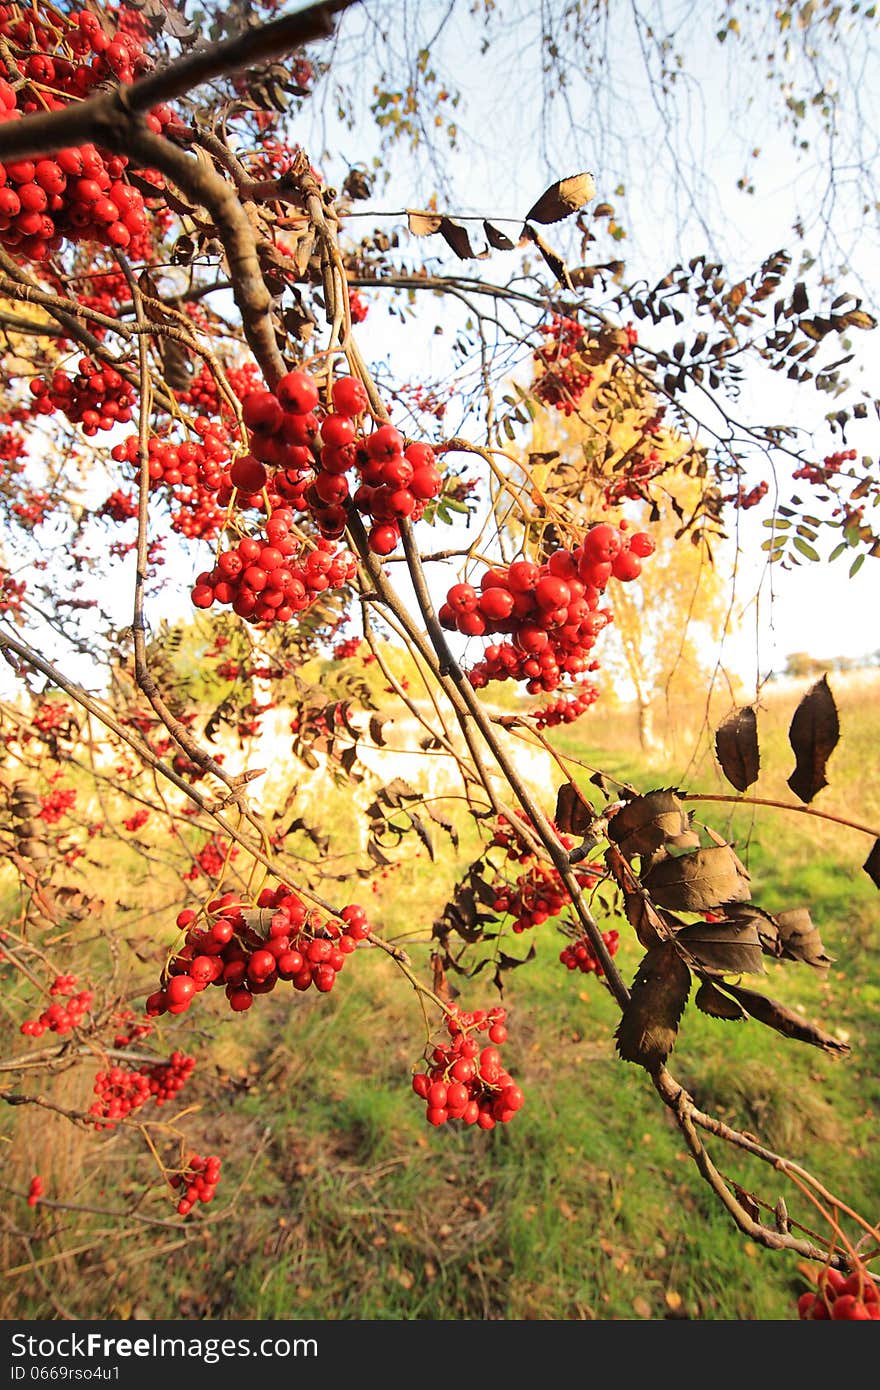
2, 671, 878, 1320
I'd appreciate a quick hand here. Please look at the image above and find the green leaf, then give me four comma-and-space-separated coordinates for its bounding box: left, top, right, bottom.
849, 553, 866, 578
793, 537, 819, 561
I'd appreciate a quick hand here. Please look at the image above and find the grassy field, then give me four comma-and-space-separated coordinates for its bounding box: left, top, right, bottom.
2, 669, 878, 1321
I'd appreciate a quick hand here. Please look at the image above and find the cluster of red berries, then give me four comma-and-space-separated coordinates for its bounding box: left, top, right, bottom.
171, 1153, 222, 1218
110, 423, 232, 541
30, 360, 135, 435
0, 6, 169, 261
27, 1176, 43, 1207
182, 833, 236, 882
89, 1052, 195, 1129
792, 448, 858, 486
20, 984, 93, 1037
145, 890, 371, 1018
798, 1266, 880, 1320
603, 448, 664, 506
489, 858, 601, 934
559, 928, 619, 975
191, 512, 356, 626
412, 1005, 524, 1129
37, 785, 77, 823
442, 526, 653, 693
532, 314, 593, 414
332, 635, 363, 660
122, 808, 150, 833
531, 686, 600, 728
726, 479, 768, 509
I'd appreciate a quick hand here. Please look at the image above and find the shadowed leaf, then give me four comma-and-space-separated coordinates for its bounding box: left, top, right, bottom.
721, 983, 850, 1054
438, 217, 479, 259
605, 846, 664, 948
606, 789, 690, 859
787, 675, 839, 802
521, 223, 573, 288
863, 838, 880, 890
525, 173, 596, 225
483, 220, 515, 250
773, 907, 834, 969
555, 781, 593, 836
615, 943, 691, 1067
674, 918, 765, 976
642, 845, 751, 912
694, 978, 747, 1021
714, 707, 760, 791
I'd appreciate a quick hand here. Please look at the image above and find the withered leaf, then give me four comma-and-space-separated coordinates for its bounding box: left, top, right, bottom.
863, 838, 880, 890
525, 172, 596, 225
408, 811, 434, 861
839, 308, 877, 331
367, 838, 393, 867
606, 789, 690, 860
614, 943, 691, 1068
642, 845, 751, 912
605, 846, 664, 948
426, 802, 459, 848
787, 675, 839, 803
368, 715, 388, 747
483, 220, 515, 251
694, 978, 747, 1021
521, 223, 573, 289
721, 982, 850, 1055
438, 217, 478, 260
714, 706, 760, 792
674, 918, 765, 976
773, 907, 834, 969
555, 781, 594, 836
406, 209, 443, 237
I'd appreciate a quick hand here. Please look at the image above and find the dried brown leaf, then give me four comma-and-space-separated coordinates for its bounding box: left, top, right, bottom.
773, 907, 834, 969
606, 789, 690, 860
555, 781, 593, 836
407, 209, 443, 237
693, 978, 747, 1021
614, 943, 691, 1067
721, 982, 850, 1055
864, 838, 880, 890
674, 918, 765, 976
641, 845, 751, 912
714, 706, 760, 792
521, 223, 573, 289
787, 675, 839, 803
483, 220, 515, 251
525, 172, 596, 225
438, 217, 479, 260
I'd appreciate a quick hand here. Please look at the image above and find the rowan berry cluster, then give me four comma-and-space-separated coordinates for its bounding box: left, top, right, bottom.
0, 6, 171, 262
333, 636, 363, 659
30, 360, 135, 435
123, 808, 150, 833
89, 1052, 195, 1128
533, 314, 593, 414
792, 448, 858, 486
603, 448, 664, 506
797, 1266, 880, 1320
726, 479, 768, 509
37, 786, 77, 823
20, 986, 93, 1036
531, 686, 600, 728
27, 1176, 43, 1207
559, 928, 619, 975
145, 891, 371, 1018
412, 1005, 524, 1129
191, 512, 356, 626
171, 1153, 221, 1217
182, 833, 237, 882
443, 526, 654, 694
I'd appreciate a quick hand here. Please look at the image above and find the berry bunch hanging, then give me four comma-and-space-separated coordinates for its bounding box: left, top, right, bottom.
146, 890, 371, 1018
412, 1005, 524, 1129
